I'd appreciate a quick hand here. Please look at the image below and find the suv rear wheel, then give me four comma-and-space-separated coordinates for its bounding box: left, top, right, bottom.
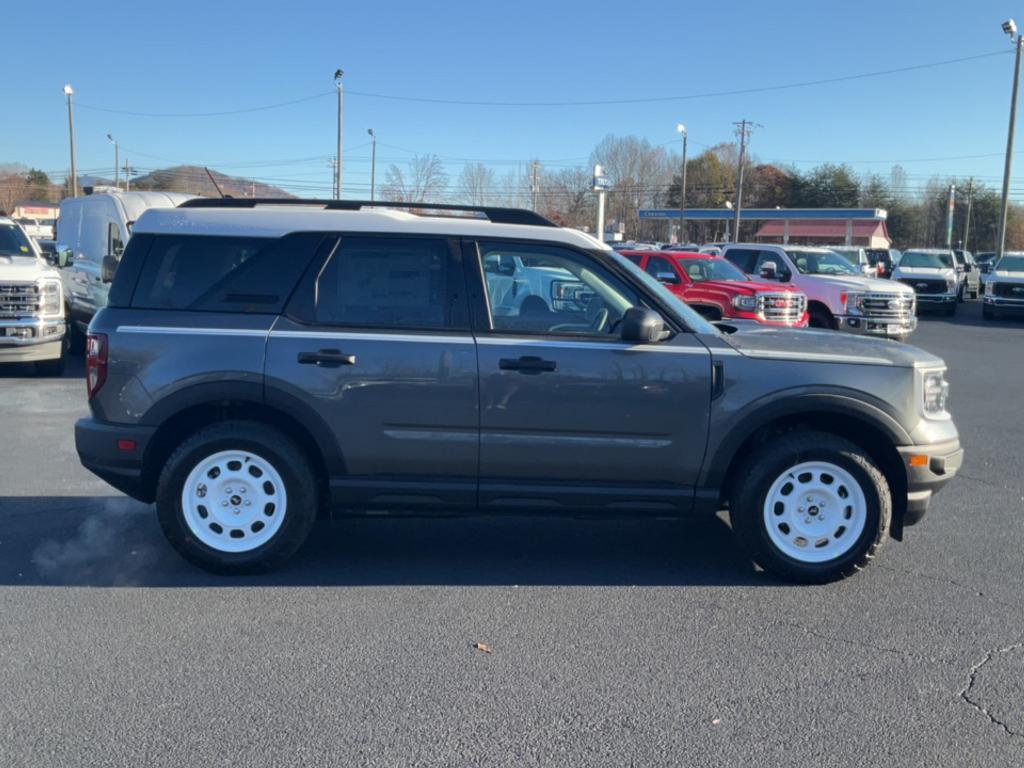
808, 307, 833, 330
156, 421, 318, 574
729, 431, 890, 583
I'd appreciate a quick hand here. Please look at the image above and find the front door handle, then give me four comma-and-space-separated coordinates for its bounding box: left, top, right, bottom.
297, 348, 356, 367
499, 356, 556, 374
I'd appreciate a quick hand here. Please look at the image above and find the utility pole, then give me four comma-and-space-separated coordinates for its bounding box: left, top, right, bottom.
945, 184, 956, 248
732, 120, 758, 243
963, 178, 974, 250
676, 123, 688, 245
593, 165, 608, 243
368, 128, 378, 202
329, 158, 338, 198
63, 84, 78, 197
530, 161, 542, 211
123, 161, 132, 191
334, 69, 344, 200
107, 134, 119, 190
997, 21, 1022, 261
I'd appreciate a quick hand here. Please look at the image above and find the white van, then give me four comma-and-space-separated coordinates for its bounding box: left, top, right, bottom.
56, 190, 194, 341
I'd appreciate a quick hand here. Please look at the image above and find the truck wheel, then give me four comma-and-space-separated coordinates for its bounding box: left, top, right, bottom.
808, 308, 833, 330
983, 304, 996, 321
729, 431, 890, 583
156, 421, 318, 574
945, 303, 957, 317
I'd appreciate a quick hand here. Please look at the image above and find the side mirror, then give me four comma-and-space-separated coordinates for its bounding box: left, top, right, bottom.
620, 307, 666, 343
759, 261, 778, 280
101, 254, 119, 283
655, 271, 680, 285
964, 264, 973, 273
56, 245, 72, 268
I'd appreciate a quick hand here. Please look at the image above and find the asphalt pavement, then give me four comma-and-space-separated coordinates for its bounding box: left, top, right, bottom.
1, 302, 1022, 767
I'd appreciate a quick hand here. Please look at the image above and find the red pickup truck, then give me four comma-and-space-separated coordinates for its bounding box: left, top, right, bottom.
621, 250, 809, 327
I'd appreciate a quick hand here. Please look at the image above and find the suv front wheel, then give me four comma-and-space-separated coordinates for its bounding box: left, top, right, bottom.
730, 431, 890, 583
156, 421, 318, 574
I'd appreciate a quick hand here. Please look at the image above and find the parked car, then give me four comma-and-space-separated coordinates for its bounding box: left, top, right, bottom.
75, 198, 962, 583
952, 250, 981, 298
721, 244, 917, 339
56, 190, 194, 347
830, 246, 878, 277
16, 216, 56, 241
0, 216, 67, 374
982, 251, 1024, 319
865, 248, 899, 278
620, 250, 808, 327
892, 249, 975, 315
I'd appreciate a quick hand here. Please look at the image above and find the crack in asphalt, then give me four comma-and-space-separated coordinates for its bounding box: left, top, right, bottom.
875, 563, 1024, 609
958, 642, 1023, 738
768, 618, 958, 666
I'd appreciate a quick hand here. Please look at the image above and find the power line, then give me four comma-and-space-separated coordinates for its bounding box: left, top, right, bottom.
71, 50, 1009, 118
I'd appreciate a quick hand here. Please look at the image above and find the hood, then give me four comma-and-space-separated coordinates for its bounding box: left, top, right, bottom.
708, 278, 800, 296
810, 274, 914, 294
0, 255, 56, 282
893, 266, 957, 281
990, 269, 1024, 281
721, 326, 944, 369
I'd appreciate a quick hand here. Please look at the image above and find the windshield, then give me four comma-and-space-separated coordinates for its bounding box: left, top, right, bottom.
832, 249, 862, 265
995, 254, 1024, 272
785, 249, 859, 276
900, 251, 954, 269
678, 257, 749, 282
0, 223, 36, 258
611, 252, 719, 335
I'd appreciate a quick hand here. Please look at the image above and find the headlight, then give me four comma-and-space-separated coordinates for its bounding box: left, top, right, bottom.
38, 278, 63, 317
922, 370, 950, 418
842, 291, 864, 315
946, 278, 958, 292
985, 281, 994, 295
732, 295, 757, 311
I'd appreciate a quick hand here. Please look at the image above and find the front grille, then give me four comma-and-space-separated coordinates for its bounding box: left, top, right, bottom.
859, 292, 916, 320
757, 292, 806, 324
0, 283, 41, 319
992, 282, 1024, 299
898, 278, 950, 295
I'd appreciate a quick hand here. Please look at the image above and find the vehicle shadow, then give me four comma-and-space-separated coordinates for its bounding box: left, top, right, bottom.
0, 353, 85, 380
0, 496, 768, 588
916, 300, 1024, 331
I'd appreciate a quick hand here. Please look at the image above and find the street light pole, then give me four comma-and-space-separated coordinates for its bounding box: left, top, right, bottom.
107, 134, 119, 190
334, 69, 344, 200
732, 119, 755, 243
997, 21, 1022, 262
676, 123, 688, 245
367, 128, 377, 202
63, 84, 78, 197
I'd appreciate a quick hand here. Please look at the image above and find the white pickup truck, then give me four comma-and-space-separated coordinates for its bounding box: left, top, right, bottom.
721, 243, 917, 339
0, 217, 66, 375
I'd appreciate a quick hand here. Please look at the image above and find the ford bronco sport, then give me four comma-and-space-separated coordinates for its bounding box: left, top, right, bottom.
75, 199, 962, 582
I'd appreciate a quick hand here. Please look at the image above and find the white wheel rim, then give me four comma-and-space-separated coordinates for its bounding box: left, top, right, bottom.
181, 450, 288, 553
762, 461, 867, 564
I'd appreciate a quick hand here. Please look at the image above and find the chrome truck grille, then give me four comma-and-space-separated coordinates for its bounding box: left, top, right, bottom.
898, 278, 949, 295
0, 283, 42, 319
757, 292, 807, 324
993, 282, 1024, 299
859, 292, 916, 320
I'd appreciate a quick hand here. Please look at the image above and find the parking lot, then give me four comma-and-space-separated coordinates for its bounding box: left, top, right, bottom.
1, 301, 1022, 767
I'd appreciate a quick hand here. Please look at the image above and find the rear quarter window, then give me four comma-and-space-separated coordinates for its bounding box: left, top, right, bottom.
129, 233, 324, 313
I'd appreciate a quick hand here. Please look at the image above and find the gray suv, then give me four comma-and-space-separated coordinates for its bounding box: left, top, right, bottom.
75, 199, 963, 583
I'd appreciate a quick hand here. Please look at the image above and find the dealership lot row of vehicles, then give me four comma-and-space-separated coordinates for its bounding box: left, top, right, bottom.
14, 192, 1024, 582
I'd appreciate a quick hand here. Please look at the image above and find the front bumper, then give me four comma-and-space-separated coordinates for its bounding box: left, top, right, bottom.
983, 294, 1024, 312
915, 292, 958, 306
0, 338, 63, 363
0, 318, 65, 362
837, 314, 917, 337
75, 417, 158, 502
897, 438, 963, 527
729, 310, 809, 327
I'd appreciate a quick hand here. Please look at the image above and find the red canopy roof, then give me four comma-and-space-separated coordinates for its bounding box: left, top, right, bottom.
756, 220, 888, 239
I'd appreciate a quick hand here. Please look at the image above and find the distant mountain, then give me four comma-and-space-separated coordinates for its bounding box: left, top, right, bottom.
126, 165, 294, 198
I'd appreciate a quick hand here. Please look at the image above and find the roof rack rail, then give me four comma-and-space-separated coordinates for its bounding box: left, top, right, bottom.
176, 198, 557, 227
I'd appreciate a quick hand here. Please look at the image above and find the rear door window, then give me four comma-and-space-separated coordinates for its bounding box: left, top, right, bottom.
130, 233, 323, 313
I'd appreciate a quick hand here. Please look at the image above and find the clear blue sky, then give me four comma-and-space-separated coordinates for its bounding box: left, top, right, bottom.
3, 0, 1022, 198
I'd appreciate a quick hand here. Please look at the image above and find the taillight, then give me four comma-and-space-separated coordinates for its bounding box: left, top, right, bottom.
86, 332, 108, 400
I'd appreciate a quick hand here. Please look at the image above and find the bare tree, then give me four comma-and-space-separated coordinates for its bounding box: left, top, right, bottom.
540, 167, 594, 229
590, 135, 673, 239
381, 154, 449, 203
458, 163, 496, 206
0, 173, 32, 213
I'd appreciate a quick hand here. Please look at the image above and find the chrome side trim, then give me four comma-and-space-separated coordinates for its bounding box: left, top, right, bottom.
272, 330, 476, 345
117, 325, 269, 337
475, 337, 708, 354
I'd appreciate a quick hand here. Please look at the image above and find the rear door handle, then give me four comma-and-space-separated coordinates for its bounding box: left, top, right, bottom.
297, 348, 356, 367
499, 356, 556, 374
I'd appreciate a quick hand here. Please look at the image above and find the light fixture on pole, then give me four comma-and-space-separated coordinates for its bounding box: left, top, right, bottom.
676, 123, 688, 245
107, 134, 119, 190
367, 128, 377, 202
334, 68, 344, 200
63, 84, 78, 198
593, 165, 610, 243
996, 19, 1022, 263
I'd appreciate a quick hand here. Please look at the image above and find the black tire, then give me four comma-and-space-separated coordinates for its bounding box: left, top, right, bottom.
945, 303, 957, 317
957, 285, 965, 303
983, 304, 996, 321
808, 308, 833, 330
729, 431, 891, 583
156, 421, 319, 574
67, 317, 86, 354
